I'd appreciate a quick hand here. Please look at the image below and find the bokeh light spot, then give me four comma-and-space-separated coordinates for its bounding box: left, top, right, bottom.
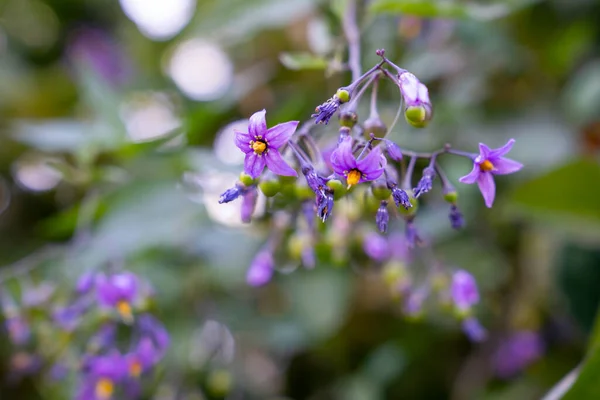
119, 0, 196, 41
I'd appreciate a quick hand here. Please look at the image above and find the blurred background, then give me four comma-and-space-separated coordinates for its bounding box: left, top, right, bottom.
1, 0, 600, 398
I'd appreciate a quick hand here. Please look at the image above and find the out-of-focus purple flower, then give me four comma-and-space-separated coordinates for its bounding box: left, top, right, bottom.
125, 337, 158, 378
5, 316, 30, 345
53, 299, 89, 331
405, 220, 421, 248
219, 184, 244, 204
87, 323, 117, 353
49, 362, 69, 381
96, 272, 138, 321
137, 314, 170, 357
8, 352, 42, 382
77, 272, 96, 294
67, 27, 131, 86
459, 139, 523, 208
330, 137, 384, 187
234, 110, 298, 179
302, 200, 315, 231
363, 233, 390, 262
240, 187, 258, 223
451, 270, 479, 312
301, 244, 315, 269
376, 201, 389, 233
384, 140, 403, 161
78, 352, 127, 400
246, 249, 275, 287
404, 289, 426, 317
462, 318, 487, 342
493, 331, 544, 378
413, 167, 435, 198
388, 233, 410, 261
449, 205, 464, 229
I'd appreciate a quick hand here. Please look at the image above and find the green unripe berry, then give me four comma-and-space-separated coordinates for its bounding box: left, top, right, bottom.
339, 111, 358, 128
443, 190, 458, 203
239, 172, 256, 187
405, 106, 429, 128
295, 184, 314, 200
371, 182, 392, 201
327, 179, 346, 199
363, 116, 387, 139
206, 369, 233, 397
258, 179, 281, 197
336, 89, 351, 103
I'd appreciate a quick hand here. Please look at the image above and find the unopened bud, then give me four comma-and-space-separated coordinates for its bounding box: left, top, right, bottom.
339, 111, 358, 128
363, 116, 387, 139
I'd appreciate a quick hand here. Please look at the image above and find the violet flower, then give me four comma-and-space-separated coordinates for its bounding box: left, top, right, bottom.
96, 272, 138, 322
493, 331, 544, 378
5, 316, 30, 345
376, 201, 389, 233
449, 205, 464, 229
451, 270, 479, 312
363, 233, 390, 262
246, 249, 275, 287
413, 167, 435, 198
330, 137, 384, 187
234, 110, 298, 179
462, 318, 487, 342
240, 187, 258, 223
384, 140, 403, 161
125, 337, 158, 378
459, 139, 523, 208
398, 71, 433, 128
137, 314, 170, 358
78, 352, 127, 400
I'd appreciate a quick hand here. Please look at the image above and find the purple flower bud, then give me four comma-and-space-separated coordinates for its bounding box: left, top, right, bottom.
449, 205, 464, 229
5, 316, 31, 345
398, 71, 433, 127
219, 185, 243, 204
88, 323, 117, 353
384, 140, 403, 161
405, 220, 421, 248
389, 185, 412, 210
413, 167, 435, 198
240, 187, 258, 223
301, 165, 328, 195
404, 289, 426, 316
137, 314, 170, 357
53, 301, 88, 331
301, 244, 315, 269
493, 331, 544, 378
363, 233, 390, 262
451, 270, 479, 311
246, 250, 274, 287
49, 362, 69, 381
376, 201, 389, 233
462, 318, 487, 342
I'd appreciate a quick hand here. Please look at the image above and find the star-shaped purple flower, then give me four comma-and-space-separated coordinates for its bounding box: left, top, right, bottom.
330, 137, 385, 187
458, 139, 523, 208
234, 110, 299, 179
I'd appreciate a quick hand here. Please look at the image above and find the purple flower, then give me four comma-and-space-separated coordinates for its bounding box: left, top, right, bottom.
234, 110, 298, 179
312, 97, 342, 125
8, 352, 42, 382
87, 323, 117, 353
125, 337, 158, 378
451, 270, 479, 312
493, 331, 544, 378
240, 187, 258, 223
363, 233, 390, 262
405, 220, 421, 248
22, 282, 55, 307
462, 318, 487, 342
376, 201, 389, 233
96, 272, 138, 321
316, 189, 334, 222
413, 167, 435, 198
78, 352, 127, 400
137, 314, 170, 357
459, 139, 523, 208
49, 362, 69, 381
301, 165, 328, 195
330, 137, 384, 187
219, 184, 244, 204
77, 272, 96, 294
53, 298, 90, 331
246, 250, 275, 287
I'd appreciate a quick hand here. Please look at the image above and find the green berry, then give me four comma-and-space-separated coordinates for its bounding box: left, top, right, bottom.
405, 106, 429, 128
443, 191, 458, 203
336, 89, 351, 103
239, 172, 256, 187
258, 179, 281, 197
327, 179, 346, 199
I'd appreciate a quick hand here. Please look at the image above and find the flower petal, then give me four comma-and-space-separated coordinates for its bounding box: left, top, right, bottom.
244, 153, 266, 179
459, 164, 480, 184
477, 143, 491, 162
357, 146, 383, 175
477, 172, 496, 208
265, 150, 297, 177
234, 129, 252, 153
330, 137, 356, 174
265, 121, 299, 148
489, 138, 515, 158
248, 109, 267, 138
493, 157, 523, 175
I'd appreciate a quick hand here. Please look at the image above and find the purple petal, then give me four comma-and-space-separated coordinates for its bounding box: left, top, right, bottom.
248, 109, 267, 138
492, 157, 523, 175
477, 172, 496, 208
489, 138, 515, 158
477, 143, 491, 161
357, 146, 383, 176
265, 121, 299, 148
234, 129, 252, 153
330, 137, 356, 174
265, 150, 297, 177
459, 164, 480, 184
244, 153, 266, 179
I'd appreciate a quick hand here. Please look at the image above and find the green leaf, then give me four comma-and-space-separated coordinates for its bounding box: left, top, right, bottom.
279, 52, 329, 70
508, 159, 600, 233
369, 0, 539, 21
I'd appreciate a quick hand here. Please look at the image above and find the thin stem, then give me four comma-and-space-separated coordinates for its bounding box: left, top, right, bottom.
369, 74, 380, 117
446, 148, 475, 159
343, 60, 385, 93
345, 72, 380, 111
402, 155, 417, 189
343, 0, 362, 82
378, 67, 404, 136
435, 162, 455, 192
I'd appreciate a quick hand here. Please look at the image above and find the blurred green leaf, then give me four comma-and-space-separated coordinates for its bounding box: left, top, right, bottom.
279, 52, 329, 71
369, 0, 539, 21
509, 159, 600, 232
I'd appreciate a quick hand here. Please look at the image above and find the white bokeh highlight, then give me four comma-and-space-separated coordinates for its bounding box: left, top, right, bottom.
119, 0, 196, 41
167, 39, 233, 101
120, 92, 181, 143
13, 157, 61, 192
214, 120, 249, 166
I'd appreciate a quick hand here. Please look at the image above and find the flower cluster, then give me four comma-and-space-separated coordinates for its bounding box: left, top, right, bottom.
1, 269, 169, 399
218, 49, 523, 340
